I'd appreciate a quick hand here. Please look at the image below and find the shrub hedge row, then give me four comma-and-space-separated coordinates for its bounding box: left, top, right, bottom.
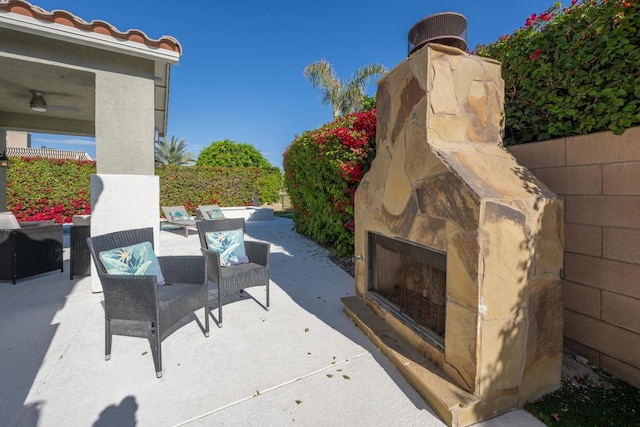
6, 157, 282, 222
282, 110, 376, 257
156, 165, 282, 216
7, 157, 94, 223
476, 0, 639, 145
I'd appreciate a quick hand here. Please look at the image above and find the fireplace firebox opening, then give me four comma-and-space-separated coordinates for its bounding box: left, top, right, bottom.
367, 232, 446, 347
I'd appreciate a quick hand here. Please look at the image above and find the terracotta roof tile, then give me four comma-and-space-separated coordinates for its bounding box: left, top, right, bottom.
0, 0, 182, 55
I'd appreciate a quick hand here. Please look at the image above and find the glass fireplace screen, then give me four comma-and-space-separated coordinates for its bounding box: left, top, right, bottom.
368, 232, 447, 338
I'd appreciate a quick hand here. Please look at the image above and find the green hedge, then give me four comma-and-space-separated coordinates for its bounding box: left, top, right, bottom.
476, 0, 639, 145
157, 165, 282, 216
283, 110, 376, 256
6, 157, 282, 222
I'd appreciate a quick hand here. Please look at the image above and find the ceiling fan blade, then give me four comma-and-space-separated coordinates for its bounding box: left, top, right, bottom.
47, 104, 81, 112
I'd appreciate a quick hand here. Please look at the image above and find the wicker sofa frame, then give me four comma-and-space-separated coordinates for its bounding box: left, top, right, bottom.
0, 221, 63, 284
86, 227, 210, 378
196, 218, 270, 327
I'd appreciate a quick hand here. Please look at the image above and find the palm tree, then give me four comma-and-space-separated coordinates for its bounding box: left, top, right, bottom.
155, 135, 195, 166
303, 59, 386, 118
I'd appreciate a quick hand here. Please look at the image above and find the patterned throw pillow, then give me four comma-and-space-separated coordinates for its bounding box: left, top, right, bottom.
204, 229, 249, 267
206, 208, 225, 219
99, 241, 165, 285
170, 210, 190, 221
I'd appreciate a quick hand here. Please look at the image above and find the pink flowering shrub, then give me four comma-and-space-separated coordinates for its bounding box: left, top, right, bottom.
7, 157, 94, 223
476, 0, 639, 145
6, 157, 281, 223
283, 110, 376, 256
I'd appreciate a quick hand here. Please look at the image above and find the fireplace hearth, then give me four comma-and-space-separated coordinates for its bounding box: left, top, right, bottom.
341, 42, 564, 427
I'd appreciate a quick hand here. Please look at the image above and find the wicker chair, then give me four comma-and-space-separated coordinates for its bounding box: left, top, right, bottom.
196, 218, 270, 327
0, 220, 63, 284
86, 227, 210, 378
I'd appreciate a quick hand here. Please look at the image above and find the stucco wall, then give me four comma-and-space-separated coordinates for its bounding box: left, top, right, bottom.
509, 126, 640, 387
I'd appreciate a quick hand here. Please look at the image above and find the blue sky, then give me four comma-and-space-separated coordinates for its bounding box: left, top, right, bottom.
30, 0, 558, 168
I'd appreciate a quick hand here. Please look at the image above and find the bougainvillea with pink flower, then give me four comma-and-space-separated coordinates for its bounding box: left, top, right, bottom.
476, 0, 639, 145
6, 157, 282, 223
7, 157, 94, 223
283, 109, 376, 256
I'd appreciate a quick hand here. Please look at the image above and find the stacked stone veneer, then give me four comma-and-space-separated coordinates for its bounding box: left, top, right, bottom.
509, 127, 640, 387
353, 44, 565, 416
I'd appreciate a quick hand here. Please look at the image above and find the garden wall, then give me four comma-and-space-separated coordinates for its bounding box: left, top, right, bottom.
509, 126, 640, 387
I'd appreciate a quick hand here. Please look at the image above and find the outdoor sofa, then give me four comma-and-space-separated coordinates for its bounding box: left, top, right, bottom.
0, 212, 63, 284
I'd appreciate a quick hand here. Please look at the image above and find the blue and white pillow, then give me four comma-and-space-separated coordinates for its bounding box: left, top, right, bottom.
206, 208, 225, 219
204, 229, 249, 267
99, 241, 165, 285
170, 210, 190, 221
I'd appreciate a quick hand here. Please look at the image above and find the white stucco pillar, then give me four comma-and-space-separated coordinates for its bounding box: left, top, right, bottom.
90, 69, 158, 292
89, 174, 160, 292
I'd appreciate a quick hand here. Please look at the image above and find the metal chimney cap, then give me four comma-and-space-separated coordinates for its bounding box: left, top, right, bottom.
408, 12, 468, 55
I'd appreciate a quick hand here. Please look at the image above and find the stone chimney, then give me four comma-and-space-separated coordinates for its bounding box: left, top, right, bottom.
342, 43, 564, 426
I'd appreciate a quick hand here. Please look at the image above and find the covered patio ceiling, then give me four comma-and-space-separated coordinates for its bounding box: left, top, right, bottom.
0, 0, 181, 138
0, 0, 185, 278
0, 53, 96, 135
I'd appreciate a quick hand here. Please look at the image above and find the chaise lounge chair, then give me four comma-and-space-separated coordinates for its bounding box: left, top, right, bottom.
196, 204, 226, 220
161, 206, 197, 237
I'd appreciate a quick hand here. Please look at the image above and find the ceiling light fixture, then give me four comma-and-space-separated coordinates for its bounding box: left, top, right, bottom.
30, 90, 47, 112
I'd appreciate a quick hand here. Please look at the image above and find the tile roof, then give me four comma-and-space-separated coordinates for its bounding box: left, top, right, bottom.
8, 147, 93, 161
0, 0, 182, 55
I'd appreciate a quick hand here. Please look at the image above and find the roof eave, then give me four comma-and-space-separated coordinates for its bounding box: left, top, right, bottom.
0, 10, 181, 64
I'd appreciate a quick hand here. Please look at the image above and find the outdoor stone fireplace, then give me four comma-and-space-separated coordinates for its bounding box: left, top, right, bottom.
342, 43, 564, 426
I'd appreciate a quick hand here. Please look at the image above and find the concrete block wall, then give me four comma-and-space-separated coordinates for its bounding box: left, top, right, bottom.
509, 126, 640, 387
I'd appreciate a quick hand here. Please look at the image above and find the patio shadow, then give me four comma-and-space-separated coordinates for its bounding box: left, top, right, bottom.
93, 395, 138, 427
0, 262, 76, 426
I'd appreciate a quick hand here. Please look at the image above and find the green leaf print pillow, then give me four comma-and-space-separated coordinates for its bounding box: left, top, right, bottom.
204, 229, 249, 267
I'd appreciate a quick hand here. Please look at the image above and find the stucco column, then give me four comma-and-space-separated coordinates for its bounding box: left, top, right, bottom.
90, 174, 160, 292
90, 71, 159, 292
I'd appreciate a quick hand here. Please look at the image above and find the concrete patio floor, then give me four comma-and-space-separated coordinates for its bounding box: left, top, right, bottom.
0, 218, 544, 426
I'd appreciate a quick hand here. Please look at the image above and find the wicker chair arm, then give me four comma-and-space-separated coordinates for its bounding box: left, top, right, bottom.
201, 247, 223, 282
245, 241, 270, 267
158, 255, 205, 285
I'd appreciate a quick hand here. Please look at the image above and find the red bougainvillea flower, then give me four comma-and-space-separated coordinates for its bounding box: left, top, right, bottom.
530, 48, 542, 60
525, 13, 537, 27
